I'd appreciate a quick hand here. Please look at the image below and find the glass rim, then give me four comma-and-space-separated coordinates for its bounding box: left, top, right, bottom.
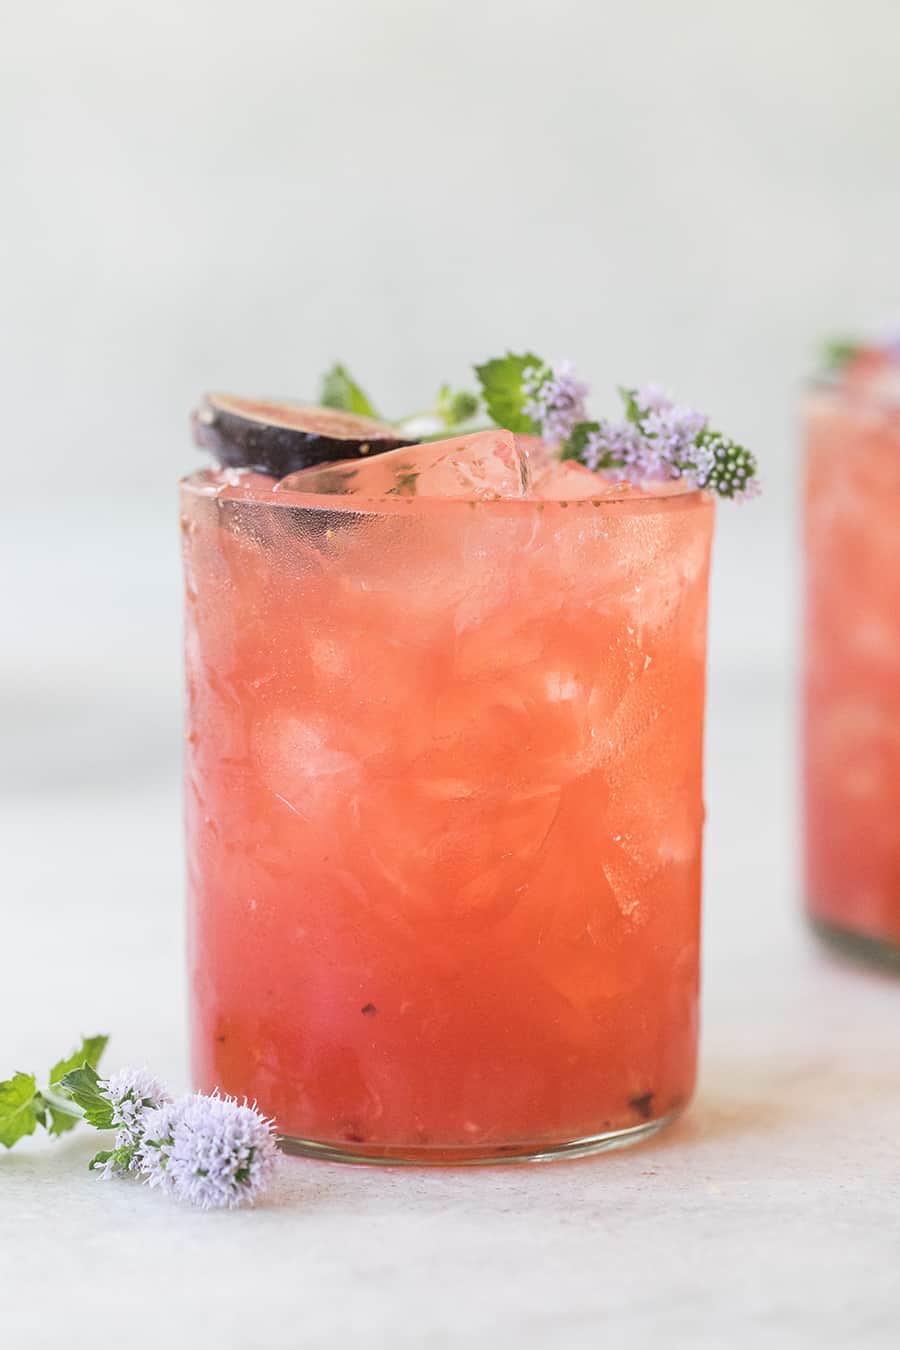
180, 468, 712, 517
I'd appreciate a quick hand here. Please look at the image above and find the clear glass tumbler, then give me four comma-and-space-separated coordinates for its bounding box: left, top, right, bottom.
182, 468, 715, 1162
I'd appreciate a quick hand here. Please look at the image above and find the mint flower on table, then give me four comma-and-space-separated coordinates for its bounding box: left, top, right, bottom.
89, 1067, 171, 1178
1, 1036, 280, 1210
138, 1092, 279, 1210
88, 1077, 278, 1209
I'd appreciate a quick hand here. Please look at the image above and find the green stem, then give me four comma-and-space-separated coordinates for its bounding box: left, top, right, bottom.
40, 1086, 86, 1121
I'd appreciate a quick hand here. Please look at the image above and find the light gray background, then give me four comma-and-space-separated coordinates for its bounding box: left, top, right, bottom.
3, 2, 900, 1346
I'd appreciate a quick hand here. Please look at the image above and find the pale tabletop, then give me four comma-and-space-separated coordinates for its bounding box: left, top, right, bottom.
4, 666, 899, 1349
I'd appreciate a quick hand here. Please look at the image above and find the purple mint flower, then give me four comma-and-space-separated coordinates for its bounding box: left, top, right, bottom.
634, 389, 708, 475
582, 422, 642, 476
90, 1068, 173, 1178
579, 385, 713, 489
135, 1100, 179, 1187
99, 1067, 171, 1131
643, 405, 708, 450
633, 383, 671, 415
138, 1092, 279, 1210
523, 360, 589, 445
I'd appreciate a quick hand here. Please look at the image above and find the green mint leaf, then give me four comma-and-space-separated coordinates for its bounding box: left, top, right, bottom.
821, 338, 858, 373
45, 1034, 109, 1136
319, 363, 378, 418
617, 387, 642, 425
89, 1143, 134, 1174
474, 352, 542, 433
46, 1106, 80, 1137
450, 391, 479, 424
40, 1085, 85, 1137
0, 1072, 42, 1148
437, 385, 480, 428
49, 1034, 109, 1086
60, 1065, 114, 1130
560, 421, 601, 463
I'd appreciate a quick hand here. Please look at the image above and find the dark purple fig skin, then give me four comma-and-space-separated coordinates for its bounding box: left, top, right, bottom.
191, 394, 415, 477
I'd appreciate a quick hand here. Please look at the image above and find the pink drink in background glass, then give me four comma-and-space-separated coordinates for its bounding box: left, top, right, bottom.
804, 350, 900, 963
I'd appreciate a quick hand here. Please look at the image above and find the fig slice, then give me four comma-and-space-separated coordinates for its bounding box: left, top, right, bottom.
191, 393, 414, 477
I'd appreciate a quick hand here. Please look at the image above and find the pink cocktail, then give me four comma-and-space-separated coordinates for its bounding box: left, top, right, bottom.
183, 425, 715, 1162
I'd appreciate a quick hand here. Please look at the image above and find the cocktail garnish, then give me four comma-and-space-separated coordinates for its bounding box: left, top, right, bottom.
556, 382, 759, 500
317, 352, 759, 499
320, 362, 480, 439
193, 353, 759, 498
0, 1037, 279, 1209
319, 362, 380, 418
0, 1034, 108, 1145
192, 393, 413, 477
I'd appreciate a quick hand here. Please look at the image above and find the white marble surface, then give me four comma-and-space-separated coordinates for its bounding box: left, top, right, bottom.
2, 516, 899, 1347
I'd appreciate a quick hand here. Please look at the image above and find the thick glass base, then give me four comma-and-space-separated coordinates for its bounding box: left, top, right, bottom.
810, 915, 900, 973
278, 1108, 682, 1166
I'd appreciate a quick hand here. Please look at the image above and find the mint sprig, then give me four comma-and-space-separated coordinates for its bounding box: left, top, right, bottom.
49, 1035, 109, 1086
820, 338, 859, 373
60, 1063, 116, 1129
47, 1034, 109, 1135
436, 384, 480, 429
0, 1045, 279, 1208
0, 1072, 43, 1148
0, 1035, 108, 1148
315, 353, 759, 499
473, 352, 542, 433
319, 363, 379, 418
559, 420, 602, 463
617, 385, 643, 425
318, 363, 480, 435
